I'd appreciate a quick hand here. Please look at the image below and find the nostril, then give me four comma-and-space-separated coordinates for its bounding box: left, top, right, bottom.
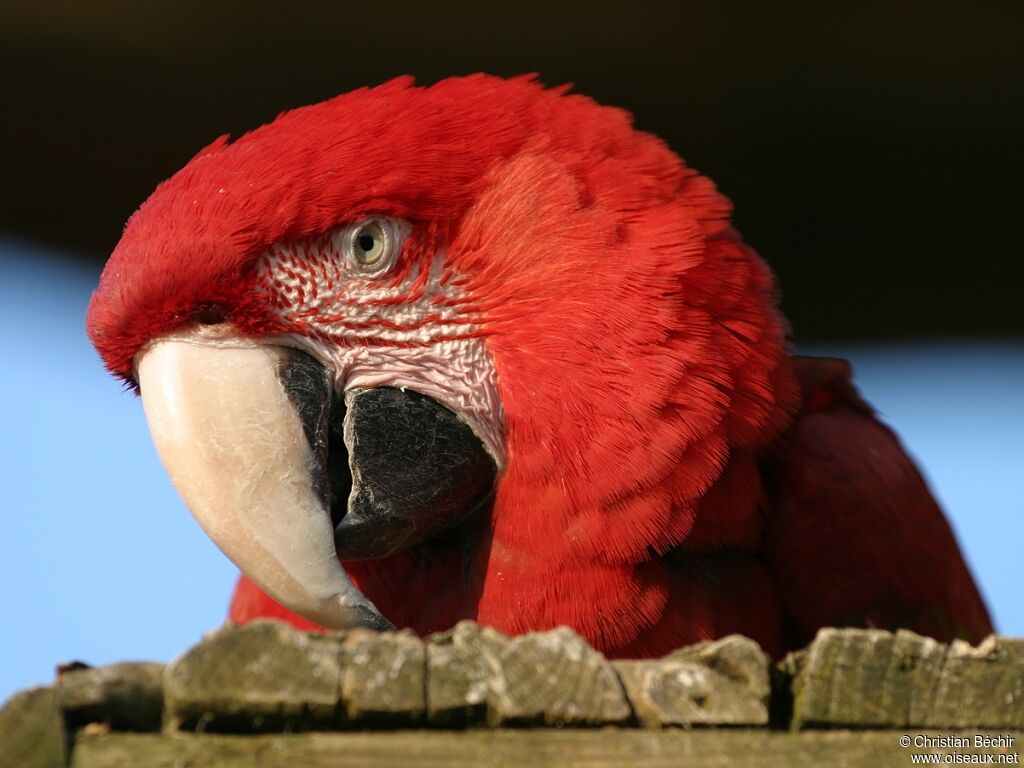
193, 304, 227, 325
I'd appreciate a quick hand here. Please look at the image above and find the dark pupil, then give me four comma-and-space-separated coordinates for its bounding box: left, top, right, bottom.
358, 233, 377, 253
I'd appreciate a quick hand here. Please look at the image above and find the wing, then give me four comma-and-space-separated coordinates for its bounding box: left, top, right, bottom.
765, 356, 992, 650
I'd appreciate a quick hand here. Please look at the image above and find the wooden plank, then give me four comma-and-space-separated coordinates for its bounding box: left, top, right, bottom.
73, 729, 1023, 768
790, 629, 1024, 729
58, 662, 164, 732
0, 687, 67, 768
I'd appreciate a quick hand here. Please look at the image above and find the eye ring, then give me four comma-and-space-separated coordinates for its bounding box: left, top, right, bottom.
351, 222, 387, 265
344, 217, 405, 276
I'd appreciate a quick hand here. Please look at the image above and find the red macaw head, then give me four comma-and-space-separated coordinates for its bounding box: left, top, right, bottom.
87, 75, 796, 643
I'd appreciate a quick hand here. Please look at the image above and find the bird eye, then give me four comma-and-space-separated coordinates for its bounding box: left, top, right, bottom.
339, 216, 407, 276
350, 221, 388, 266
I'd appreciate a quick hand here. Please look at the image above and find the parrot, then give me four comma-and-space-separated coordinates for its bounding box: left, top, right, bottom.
86, 74, 991, 659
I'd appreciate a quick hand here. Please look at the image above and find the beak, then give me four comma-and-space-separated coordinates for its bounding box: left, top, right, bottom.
135, 328, 496, 630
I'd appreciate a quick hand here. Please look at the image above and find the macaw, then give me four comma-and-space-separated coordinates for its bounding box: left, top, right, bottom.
87, 74, 991, 658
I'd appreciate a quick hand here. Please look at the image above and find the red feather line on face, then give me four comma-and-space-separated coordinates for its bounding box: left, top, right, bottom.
250, 221, 481, 348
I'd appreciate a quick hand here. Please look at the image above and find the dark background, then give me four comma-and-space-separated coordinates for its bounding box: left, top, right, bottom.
2, 1, 1020, 340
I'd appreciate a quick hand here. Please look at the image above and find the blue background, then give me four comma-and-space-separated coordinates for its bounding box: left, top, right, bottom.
1, 237, 1021, 705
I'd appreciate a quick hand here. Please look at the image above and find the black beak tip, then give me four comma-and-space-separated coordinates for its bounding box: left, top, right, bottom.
333, 387, 497, 560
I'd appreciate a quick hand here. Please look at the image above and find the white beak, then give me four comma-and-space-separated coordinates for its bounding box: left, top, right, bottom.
135, 329, 390, 630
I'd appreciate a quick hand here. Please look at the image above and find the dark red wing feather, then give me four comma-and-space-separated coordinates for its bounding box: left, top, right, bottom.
765, 357, 992, 649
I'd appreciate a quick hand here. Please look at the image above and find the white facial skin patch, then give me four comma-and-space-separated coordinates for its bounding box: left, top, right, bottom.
256, 221, 507, 469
